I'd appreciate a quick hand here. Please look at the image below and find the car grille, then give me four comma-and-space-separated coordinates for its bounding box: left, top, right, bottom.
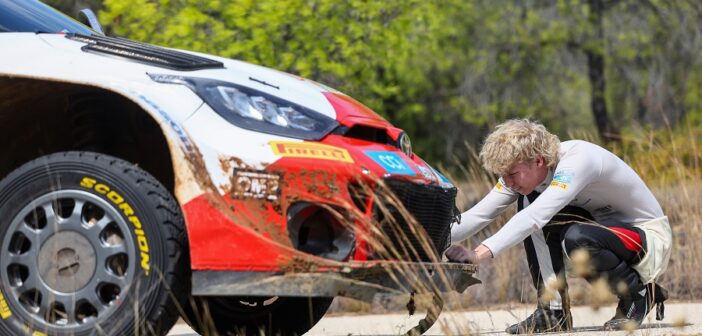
373, 179, 457, 261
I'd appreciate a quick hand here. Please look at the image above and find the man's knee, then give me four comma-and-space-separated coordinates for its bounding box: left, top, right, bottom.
562, 224, 597, 255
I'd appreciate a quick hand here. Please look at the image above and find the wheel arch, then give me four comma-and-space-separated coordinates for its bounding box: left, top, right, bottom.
0, 76, 178, 204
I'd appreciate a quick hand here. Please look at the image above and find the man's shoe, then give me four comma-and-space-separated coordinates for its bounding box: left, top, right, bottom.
604, 289, 653, 331
604, 283, 667, 331
506, 308, 572, 334
607, 296, 627, 322
603, 293, 649, 330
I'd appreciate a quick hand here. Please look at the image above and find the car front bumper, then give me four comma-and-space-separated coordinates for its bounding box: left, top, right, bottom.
191, 261, 479, 302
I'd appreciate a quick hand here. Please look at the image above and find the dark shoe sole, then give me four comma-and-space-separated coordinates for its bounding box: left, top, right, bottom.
604, 319, 642, 331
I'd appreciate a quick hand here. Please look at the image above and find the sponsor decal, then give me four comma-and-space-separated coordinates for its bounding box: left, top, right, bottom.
136, 93, 194, 153
80, 177, 151, 276
431, 167, 454, 188
550, 181, 568, 190
231, 170, 281, 201
550, 170, 574, 190
0, 290, 11, 319
417, 165, 436, 181
270, 141, 354, 163
553, 170, 574, 183
495, 181, 504, 191
364, 151, 415, 176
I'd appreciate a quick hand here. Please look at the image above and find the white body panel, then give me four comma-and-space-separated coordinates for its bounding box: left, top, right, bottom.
184, 103, 303, 196
0, 32, 342, 202
1, 33, 337, 119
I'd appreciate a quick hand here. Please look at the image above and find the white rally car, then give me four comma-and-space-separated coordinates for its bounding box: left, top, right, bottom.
0, 1, 478, 335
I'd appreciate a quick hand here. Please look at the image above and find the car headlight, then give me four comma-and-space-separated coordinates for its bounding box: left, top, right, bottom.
148, 74, 338, 140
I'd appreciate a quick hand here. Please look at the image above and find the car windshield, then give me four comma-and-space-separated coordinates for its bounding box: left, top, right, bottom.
0, 0, 94, 34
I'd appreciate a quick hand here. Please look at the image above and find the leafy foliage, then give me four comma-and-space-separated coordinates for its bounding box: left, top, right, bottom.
95, 0, 702, 166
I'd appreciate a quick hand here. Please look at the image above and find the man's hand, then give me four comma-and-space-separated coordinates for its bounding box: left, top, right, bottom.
445, 245, 478, 263
445, 244, 494, 264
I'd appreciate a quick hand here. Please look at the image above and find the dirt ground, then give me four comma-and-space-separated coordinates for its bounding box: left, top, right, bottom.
167, 302, 702, 335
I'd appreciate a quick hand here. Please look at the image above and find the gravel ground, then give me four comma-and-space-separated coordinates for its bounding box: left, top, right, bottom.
168, 302, 702, 335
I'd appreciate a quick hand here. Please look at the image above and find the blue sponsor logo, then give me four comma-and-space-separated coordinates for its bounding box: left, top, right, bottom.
417, 165, 436, 181
364, 151, 415, 176
553, 170, 573, 183
432, 168, 454, 188
431, 168, 450, 183
135, 93, 194, 153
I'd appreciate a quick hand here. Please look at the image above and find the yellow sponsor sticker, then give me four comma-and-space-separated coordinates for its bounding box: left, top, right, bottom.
0, 290, 12, 319
550, 181, 568, 190
495, 181, 504, 191
270, 141, 354, 163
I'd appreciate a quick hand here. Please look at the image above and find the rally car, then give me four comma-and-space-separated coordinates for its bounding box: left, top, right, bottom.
0, 1, 478, 335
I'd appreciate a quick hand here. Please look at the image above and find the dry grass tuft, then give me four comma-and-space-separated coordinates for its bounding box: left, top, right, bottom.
571, 249, 592, 278
673, 315, 687, 329
620, 319, 639, 332
589, 278, 613, 311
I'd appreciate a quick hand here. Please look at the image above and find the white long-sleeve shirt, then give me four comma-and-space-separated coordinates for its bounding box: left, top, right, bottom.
451, 140, 664, 257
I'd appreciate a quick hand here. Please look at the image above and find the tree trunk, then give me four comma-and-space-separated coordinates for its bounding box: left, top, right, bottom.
587, 0, 620, 142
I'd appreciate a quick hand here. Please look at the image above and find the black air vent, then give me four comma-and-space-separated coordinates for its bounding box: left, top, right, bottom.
66, 33, 224, 71
343, 125, 391, 145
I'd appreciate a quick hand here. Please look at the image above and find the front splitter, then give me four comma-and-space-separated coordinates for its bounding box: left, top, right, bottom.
192, 261, 479, 302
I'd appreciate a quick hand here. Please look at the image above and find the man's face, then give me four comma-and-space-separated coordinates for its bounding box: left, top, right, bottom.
501, 156, 549, 195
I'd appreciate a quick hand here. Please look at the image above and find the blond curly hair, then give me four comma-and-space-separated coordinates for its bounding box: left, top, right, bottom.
479, 119, 561, 176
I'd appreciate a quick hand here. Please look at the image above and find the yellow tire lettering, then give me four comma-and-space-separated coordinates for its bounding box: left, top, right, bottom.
0, 290, 12, 319
107, 190, 124, 204
79, 177, 97, 188
137, 234, 149, 252
140, 252, 150, 275
80, 176, 151, 276
129, 216, 142, 229
95, 183, 109, 194
119, 202, 134, 217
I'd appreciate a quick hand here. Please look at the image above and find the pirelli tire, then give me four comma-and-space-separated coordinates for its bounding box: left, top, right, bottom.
0, 152, 188, 336
184, 295, 333, 336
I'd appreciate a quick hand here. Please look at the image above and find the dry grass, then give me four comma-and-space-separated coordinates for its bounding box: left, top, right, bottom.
612, 125, 702, 301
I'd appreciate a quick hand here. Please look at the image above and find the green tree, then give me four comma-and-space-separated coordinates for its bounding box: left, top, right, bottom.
100, 0, 478, 162
98, 0, 702, 166
454, 0, 702, 142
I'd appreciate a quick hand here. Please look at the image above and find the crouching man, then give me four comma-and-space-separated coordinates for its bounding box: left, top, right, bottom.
447, 119, 671, 333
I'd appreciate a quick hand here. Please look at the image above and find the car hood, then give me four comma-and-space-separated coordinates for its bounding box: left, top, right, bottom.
6, 32, 389, 126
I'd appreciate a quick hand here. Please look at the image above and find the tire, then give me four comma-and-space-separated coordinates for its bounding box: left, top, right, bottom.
0, 152, 188, 336
183, 295, 333, 336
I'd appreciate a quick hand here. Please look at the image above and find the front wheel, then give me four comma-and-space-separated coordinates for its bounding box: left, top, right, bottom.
0, 152, 188, 335
184, 295, 333, 336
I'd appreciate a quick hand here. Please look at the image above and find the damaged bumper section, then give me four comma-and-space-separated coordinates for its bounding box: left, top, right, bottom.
192, 261, 479, 301
193, 262, 479, 334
